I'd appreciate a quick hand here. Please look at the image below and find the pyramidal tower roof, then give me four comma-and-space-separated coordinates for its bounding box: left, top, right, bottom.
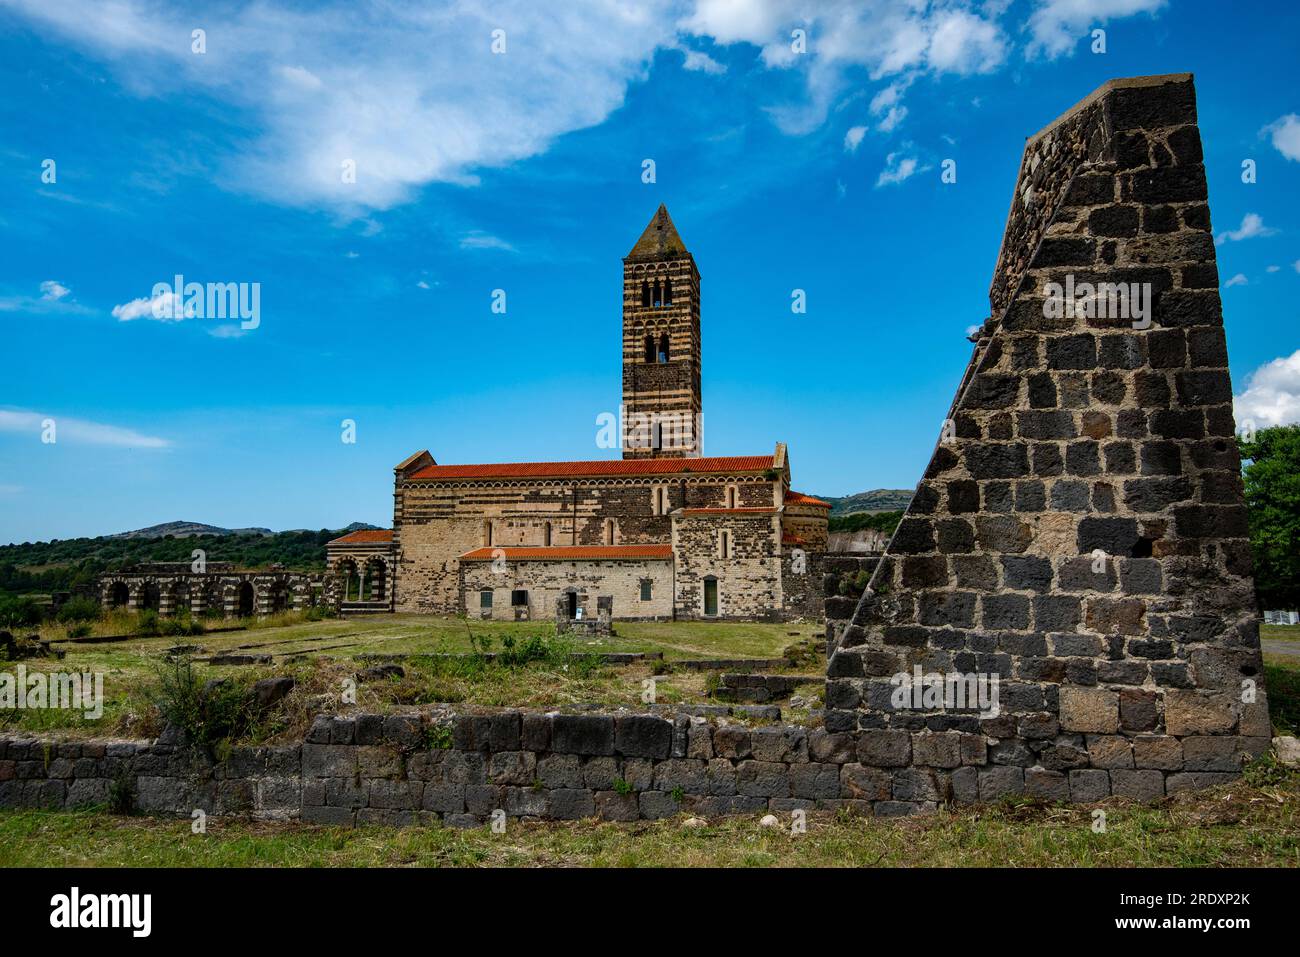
626, 204, 689, 261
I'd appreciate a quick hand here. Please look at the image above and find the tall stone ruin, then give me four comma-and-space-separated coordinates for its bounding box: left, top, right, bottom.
825, 74, 1271, 804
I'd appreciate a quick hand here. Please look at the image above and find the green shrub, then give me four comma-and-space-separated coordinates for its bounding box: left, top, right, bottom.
108, 772, 134, 815
136, 609, 161, 636
0, 595, 43, 629
65, 622, 93, 640
55, 595, 101, 624
150, 658, 250, 750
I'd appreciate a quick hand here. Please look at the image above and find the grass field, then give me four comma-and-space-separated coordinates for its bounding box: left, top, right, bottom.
1, 613, 824, 741
1, 765, 1296, 867
4, 616, 1299, 868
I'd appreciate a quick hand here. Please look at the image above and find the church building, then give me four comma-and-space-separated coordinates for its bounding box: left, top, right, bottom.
327, 206, 828, 621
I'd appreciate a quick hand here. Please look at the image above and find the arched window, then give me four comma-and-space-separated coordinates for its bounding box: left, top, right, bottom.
652, 279, 662, 307
644, 334, 655, 363
663, 277, 672, 305
544, 521, 553, 547
605, 518, 617, 545
640, 280, 650, 307
725, 485, 738, 508
658, 333, 669, 363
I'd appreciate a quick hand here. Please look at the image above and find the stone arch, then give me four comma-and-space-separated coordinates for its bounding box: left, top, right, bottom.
139, 580, 161, 612
237, 581, 255, 618
363, 558, 387, 602
267, 579, 291, 613
200, 580, 225, 618
107, 581, 129, 609
335, 559, 360, 601
169, 579, 192, 616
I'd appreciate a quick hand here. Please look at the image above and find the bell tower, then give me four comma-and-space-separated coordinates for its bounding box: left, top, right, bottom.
621, 204, 702, 459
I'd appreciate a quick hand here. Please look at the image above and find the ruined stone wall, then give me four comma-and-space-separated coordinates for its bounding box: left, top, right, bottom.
98, 570, 326, 618
824, 75, 1270, 802
5, 701, 1250, 825
460, 557, 674, 621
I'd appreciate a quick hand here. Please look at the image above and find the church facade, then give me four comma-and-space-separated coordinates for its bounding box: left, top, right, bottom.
327, 206, 828, 622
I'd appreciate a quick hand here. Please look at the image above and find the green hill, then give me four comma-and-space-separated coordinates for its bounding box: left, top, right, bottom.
0, 525, 376, 598
813, 488, 913, 517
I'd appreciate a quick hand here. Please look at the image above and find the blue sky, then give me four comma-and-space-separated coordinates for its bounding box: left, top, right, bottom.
2, 0, 1299, 544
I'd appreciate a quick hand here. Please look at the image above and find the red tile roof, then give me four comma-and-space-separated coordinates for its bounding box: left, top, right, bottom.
408, 454, 774, 481
679, 507, 777, 516
327, 529, 393, 545
785, 491, 831, 508
460, 545, 672, 561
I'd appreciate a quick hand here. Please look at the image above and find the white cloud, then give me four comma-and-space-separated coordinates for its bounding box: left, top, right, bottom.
111, 290, 188, 322
2, 0, 683, 211
1234, 350, 1300, 429
1295, 260, 1300, 274
843, 125, 867, 153
0, 283, 93, 316
1026, 0, 1167, 60
1223, 273, 1248, 288
876, 150, 927, 187
0, 0, 1171, 211
39, 280, 70, 301
1216, 212, 1278, 246
1267, 265, 1281, 273
208, 325, 248, 339
459, 231, 515, 252
876, 104, 907, 132
0, 409, 170, 448
416, 280, 431, 289
684, 1, 1007, 134
1263, 114, 1300, 162
680, 47, 725, 74
926, 9, 1004, 73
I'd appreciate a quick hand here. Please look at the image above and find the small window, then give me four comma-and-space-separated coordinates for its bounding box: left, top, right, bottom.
545, 521, 553, 547
511, 589, 528, 607
658, 333, 669, 363
640, 579, 653, 601
725, 485, 738, 508
719, 529, 731, 558
605, 518, 616, 546
479, 590, 493, 609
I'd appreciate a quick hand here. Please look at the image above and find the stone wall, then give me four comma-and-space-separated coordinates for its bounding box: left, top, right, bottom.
672, 511, 783, 619
393, 473, 784, 616
99, 569, 327, 619
6, 704, 1256, 824
460, 556, 674, 620
823, 74, 1271, 802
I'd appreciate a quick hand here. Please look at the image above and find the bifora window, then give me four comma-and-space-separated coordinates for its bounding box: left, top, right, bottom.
511, 589, 528, 607
480, 590, 493, 609
640, 579, 653, 601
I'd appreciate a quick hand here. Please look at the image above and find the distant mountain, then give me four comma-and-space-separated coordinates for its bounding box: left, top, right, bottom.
813, 489, 913, 517
281, 522, 381, 534
110, 521, 274, 539
112, 520, 382, 539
